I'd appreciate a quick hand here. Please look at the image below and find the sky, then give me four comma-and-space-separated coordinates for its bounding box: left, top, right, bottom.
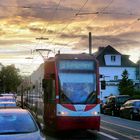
0, 0, 140, 75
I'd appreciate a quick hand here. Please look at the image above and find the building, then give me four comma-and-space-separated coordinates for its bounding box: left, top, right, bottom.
95, 45, 137, 102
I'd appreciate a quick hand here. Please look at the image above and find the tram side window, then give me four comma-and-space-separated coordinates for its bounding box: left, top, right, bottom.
43, 79, 55, 103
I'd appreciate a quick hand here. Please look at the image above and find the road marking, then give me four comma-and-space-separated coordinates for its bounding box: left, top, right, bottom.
88, 129, 118, 140
101, 114, 140, 125
101, 126, 135, 140
98, 131, 119, 140
102, 120, 140, 132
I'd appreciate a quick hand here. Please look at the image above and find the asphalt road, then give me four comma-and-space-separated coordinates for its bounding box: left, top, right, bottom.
44, 114, 140, 140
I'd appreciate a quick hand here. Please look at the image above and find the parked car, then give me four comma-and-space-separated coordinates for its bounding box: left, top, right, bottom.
0, 96, 17, 108
0, 96, 16, 103
102, 95, 130, 116
0, 102, 17, 108
0, 93, 16, 97
0, 108, 45, 140
120, 99, 140, 120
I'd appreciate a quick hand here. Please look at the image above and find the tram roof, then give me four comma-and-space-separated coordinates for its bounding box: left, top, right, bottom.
45, 53, 97, 62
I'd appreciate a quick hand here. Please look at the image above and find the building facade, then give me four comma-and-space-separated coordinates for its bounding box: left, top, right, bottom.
95, 45, 137, 102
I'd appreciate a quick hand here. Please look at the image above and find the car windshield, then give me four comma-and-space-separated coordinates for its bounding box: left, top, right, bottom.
59, 72, 96, 104
0, 98, 16, 102
0, 103, 16, 107
0, 112, 38, 134
117, 97, 130, 104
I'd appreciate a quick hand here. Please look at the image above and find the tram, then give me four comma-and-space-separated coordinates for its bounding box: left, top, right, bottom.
24, 53, 100, 131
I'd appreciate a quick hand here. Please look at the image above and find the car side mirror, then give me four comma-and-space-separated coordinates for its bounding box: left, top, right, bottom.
36, 120, 44, 132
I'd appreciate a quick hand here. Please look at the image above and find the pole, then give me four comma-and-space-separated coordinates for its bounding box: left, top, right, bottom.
89, 32, 92, 54
21, 85, 24, 108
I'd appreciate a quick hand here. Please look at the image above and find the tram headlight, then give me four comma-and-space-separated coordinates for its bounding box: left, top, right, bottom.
58, 111, 68, 116
92, 111, 99, 115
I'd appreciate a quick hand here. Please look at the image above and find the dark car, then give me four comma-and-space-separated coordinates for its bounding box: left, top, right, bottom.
102, 95, 130, 116
0, 108, 45, 140
120, 99, 140, 120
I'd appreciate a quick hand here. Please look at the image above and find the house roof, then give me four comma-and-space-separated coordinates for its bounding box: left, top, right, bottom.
94, 45, 136, 67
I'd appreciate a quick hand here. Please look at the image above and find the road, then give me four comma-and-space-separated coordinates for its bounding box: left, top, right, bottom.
44, 114, 140, 140
100, 114, 140, 140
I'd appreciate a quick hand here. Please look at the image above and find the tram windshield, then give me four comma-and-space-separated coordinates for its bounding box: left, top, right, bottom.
58, 60, 97, 104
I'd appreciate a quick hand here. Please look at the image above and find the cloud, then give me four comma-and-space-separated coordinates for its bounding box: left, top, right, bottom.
72, 32, 140, 51
28, 26, 43, 33
0, 0, 140, 72
0, 39, 32, 45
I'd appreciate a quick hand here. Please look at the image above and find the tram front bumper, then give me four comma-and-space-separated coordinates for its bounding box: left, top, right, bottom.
56, 116, 100, 131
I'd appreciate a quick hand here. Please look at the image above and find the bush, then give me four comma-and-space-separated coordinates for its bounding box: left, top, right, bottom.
132, 94, 140, 99
132, 90, 140, 99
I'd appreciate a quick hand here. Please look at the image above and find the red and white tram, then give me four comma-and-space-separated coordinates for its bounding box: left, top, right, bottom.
42, 53, 100, 131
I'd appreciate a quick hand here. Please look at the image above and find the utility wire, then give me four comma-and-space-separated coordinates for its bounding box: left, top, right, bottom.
0, 4, 72, 11
46, 0, 89, 50
76, 0, 89, 16
32, 0, 63, 59
85, 0, 114, 27
54, 0, 114, 53
41, 0, 63, 35
113, 18, 140, 34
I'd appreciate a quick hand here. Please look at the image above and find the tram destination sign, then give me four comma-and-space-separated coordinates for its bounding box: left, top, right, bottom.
59, 60, 95, 70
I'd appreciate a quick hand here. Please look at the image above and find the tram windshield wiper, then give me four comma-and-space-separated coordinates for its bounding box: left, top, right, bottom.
85, 91, 96, 104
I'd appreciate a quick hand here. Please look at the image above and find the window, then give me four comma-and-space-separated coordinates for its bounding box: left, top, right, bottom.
114, 76, 118, 80
47, 79, 55, 102
43, 79, 56, 103
111, 55, 116, 62
59, 72, 96, 104
0, 113, 38, 133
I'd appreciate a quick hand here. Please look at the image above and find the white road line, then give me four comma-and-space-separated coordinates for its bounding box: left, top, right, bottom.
102, 120, 140, 132
87, 129, 118, 140
101, 126, 135, 140
101, 114, 140, 125
98, 131, 119, 140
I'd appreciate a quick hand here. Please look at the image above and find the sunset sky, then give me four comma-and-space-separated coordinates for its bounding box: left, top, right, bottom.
0, 0, 140, 74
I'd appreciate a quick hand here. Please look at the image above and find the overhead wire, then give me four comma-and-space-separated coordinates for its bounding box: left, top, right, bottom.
32, 0, 63, 47
0, 0, 73, 72
113, 18, 140, 35
30, 0, 63, 64
55, 0, 115, 53
46, 0, 89, 52
1, 0, 139, 73
85, 0, 114, 27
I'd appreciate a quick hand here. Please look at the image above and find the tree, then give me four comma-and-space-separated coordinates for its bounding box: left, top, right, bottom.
118, 69, 134, 96
0, 65, 22, 93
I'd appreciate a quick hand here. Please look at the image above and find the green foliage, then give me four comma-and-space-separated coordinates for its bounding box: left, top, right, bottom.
118, 69, 135, 96
132, 90, 140, 99
0, 65, 22, 93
